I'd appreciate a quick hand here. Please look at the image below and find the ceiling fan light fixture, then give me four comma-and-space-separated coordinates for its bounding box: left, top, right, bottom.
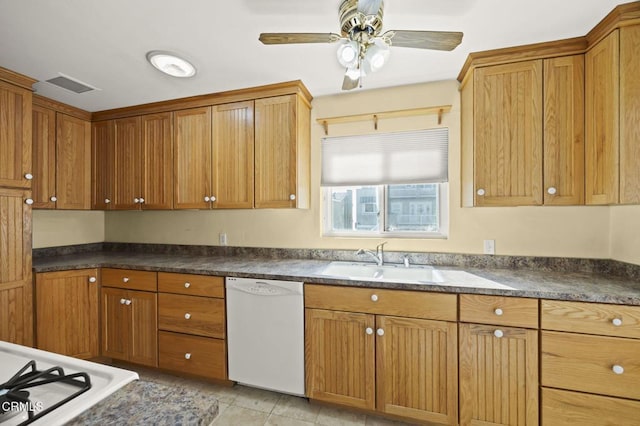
336, 40, 360, 68
146, 51, 196, 78
363, 39, 390, 73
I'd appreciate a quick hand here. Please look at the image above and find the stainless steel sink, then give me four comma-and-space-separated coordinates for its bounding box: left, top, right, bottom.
319, 261, 445, 284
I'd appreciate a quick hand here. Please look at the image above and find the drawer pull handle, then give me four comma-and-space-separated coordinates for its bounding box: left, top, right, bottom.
371, 294, 379, 302
494, 308, 503, 316
376, 328, 385, 336
125, 299, 132, 305
123, 277, 130, 283
89, 277, 97, 283
184, 282, 191, 288
494, 330, 504, 338
120, 298, 126, 305
365, 327, 373, 335
184, 313, 191, 320
612, 365, 624, 375
185, 353, 191, 360
612, 318, 623, 327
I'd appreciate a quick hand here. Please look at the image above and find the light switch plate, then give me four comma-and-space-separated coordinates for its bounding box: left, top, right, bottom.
219, 233, 227, 246
483, 239, 495, 255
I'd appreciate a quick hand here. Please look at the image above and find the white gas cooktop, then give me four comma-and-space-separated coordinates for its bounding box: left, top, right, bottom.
0, 341, 138, 426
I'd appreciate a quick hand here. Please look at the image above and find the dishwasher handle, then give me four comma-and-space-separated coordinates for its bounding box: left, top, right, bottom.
227, 280, 302, 296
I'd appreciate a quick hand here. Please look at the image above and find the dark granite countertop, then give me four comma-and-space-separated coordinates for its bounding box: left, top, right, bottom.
65, 379, 218, 425
32, 248, 640, 306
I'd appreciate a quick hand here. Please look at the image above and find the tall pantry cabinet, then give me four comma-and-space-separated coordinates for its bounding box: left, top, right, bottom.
0, 67, 36, 346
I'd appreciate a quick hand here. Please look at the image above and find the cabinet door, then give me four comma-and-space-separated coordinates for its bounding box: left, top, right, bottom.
459, 324, 538, 426
92, 120, 114, 209
0, 80, 32, 189
174, 107, 212, 209
305, 308, 376, 410
141, 113, 173, 209
128, 290, 158, 367
377, 316, 458, 425
620, 25, 640, 204
35, 269, 99, 358
543, 55, 585, 205
0, 188, 32, 346
56, 113, 91, 209
212, 101, 254, 209
113, 117, 142, 209
585, 30, 619, 205
32, 105, 56, 208
101, 287, 130, 361
474, 61, 543, 206
255, 95, 298, 208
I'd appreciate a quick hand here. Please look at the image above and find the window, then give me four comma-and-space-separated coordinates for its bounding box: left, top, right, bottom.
321, 128, 449, 238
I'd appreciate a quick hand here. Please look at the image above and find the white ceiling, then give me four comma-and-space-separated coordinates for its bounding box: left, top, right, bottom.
0, 0, 625, 112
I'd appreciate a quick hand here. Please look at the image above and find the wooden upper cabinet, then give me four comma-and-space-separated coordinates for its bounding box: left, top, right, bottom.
585, 30, 620, 205
0, 80, 32, 189
56, 113, 91, 209
92, 120, 114, 209
212, 101, 254, 209
174, 107, 212, 209
141, 112, 173, 209
32, 105, 56, 208
113, 116, 142, 209
620, 25, 640, 204
0, 187, 33, 347
474, 60, 543, 206
255, 94, 310, 208
543, 55, 585, 205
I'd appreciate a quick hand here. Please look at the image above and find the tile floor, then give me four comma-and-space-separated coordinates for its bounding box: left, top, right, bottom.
123, 364, 416, 426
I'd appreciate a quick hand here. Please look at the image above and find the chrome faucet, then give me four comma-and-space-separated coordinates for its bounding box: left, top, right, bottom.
356, 242, 387, 266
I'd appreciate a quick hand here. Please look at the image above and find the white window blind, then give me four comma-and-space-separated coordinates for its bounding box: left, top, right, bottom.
321, 128, 449, 186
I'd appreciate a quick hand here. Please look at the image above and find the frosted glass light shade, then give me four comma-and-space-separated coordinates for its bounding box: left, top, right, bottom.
146, 51, 196, 78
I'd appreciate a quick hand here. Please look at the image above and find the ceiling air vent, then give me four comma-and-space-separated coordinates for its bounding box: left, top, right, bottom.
45, 73, 99, 94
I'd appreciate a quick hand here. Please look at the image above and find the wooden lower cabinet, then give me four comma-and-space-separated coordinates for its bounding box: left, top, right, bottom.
35, 269, 99, 358
158, 331, 227, 380
305, 308, 458, 424
459, 324, 539, 426
101, 287, 157, 367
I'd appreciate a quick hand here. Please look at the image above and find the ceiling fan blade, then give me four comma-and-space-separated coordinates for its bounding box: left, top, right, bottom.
384, 30, 463, 51
357, 0, 383, 16
259, 33, 341, 45
342, 70, 360, 91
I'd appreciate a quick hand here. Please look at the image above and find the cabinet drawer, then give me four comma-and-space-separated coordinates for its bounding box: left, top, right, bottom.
101, 268, 157, 291
541, 300, 640, 339
158, 331, 226, 380
305, 284, 457, 321
158, 293, 225, 338
542, 388, 640, 426
158, 272, 224, 298
460, 294, 539, 328
541, 331, 640, 400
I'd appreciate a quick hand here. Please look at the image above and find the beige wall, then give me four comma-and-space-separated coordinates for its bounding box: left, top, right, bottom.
32, 210, 105, 248
610, 205, 640, 264
33, 80, 635, 264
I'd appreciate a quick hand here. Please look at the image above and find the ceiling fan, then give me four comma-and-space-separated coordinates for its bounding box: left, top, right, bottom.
259, 0, 463, 90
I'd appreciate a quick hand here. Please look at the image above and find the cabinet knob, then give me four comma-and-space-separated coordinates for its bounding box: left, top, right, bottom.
494, 330, 504, 338
612, 365, 624, 375
376, 328, 385, 336
125, 299, 132, 305
139, 197, 145, 204
210, 195, 216, 202
289, 194, 296, 201
123, 277, 130, 283
105, 198, 111, 204
134, 198, 140, 204
365, 327, 373, 335
184, 282, 191, 288
612, 318, 623, 327
120, 298, 126, 305
185, 353, 191, 360
25, 198, 34, 205
89, 277, 97, 283
494, 308, 503, 316
204, 196, 210, 202
24, 173, 33, 180
370, 294, 379, 302
50, 196, 57, 202
547, 187, 557, 195
476, 188, 485, 196
184, 313, 191, 320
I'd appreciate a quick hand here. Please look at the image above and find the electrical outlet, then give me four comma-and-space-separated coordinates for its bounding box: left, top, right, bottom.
219, 233, 227, 246
483, 239, 495, 255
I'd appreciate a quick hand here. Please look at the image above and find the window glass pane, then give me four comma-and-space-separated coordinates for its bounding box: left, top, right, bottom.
329, 186, 380, 232
385, 184, 439, 232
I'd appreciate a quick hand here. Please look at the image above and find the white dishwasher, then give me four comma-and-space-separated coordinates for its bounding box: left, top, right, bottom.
225, 277, 305, 396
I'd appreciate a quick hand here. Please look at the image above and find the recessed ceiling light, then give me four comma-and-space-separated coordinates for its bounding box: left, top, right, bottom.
146, 51, 196, 78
